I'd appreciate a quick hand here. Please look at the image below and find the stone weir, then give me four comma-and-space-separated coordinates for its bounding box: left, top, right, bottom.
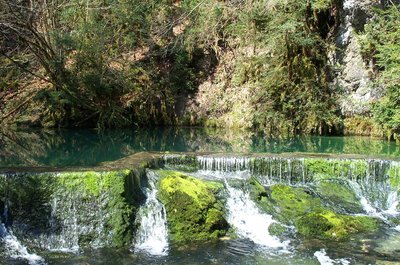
163, 152, 400, 183
1, 152, 400, 263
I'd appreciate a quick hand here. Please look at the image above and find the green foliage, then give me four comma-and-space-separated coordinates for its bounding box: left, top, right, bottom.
360, 5, 400, 139
181, 0, 342, 134
0, 57, 21, 92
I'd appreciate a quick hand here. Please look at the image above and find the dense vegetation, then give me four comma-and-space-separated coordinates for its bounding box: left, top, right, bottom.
0, 0, 399, 138
360, 4, 400, 140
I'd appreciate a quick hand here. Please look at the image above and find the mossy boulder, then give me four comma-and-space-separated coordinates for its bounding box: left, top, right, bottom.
296, 211, 378, 240
157, 170, 229, 243
315, 179, 363, 213
267, 184, 323, 224
388, 164, 400, 189
249, 179, 379, 240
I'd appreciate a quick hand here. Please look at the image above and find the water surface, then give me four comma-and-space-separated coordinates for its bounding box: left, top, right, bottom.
1, 127, 399, 167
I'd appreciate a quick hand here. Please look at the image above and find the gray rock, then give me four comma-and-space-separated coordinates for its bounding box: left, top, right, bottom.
333, 0, 381, 116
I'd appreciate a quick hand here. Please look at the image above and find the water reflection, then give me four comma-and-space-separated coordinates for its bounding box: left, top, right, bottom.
0, 127, 399, 167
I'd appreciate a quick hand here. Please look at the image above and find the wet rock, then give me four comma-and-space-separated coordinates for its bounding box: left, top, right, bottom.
249, 178, 379, 240
157, 170, 229, 243
2, 170, 142, 249
315, 179, 363, 213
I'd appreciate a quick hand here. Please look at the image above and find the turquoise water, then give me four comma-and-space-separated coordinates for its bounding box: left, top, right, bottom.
0, 127, 399, 167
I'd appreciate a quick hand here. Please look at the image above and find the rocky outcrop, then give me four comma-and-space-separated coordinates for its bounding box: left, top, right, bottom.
250, 179, 379, 240
334, 0, 381, 116
157, 170, 229, 243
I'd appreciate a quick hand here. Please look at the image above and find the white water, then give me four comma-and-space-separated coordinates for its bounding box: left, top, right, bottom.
314, 249, 350, 265
225, 181, 288, 249
134, 171, 168, 256
38, 197, 80, 253
1, 223, 46, 265
349, 180, 400, 223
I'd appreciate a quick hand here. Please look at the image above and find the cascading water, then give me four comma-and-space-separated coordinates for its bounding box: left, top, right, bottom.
0, 204, 46, 265
2, 154, 400, 264
134, 170, 168, 256
314, 249, 350, 265
37, 197, 80, 253
224, 181, 288, 249
348, 178, 400, 224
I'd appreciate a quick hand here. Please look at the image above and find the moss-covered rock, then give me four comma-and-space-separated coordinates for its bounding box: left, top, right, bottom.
388, 164, 400, 189
55, 170, 140, 248
296, 211, 378, 240
315, 179, 363, 213
304, 158, 368, 180
2, 170, 143, 249
268, 184, 323, 224
268, 222, 288, 237
157, 170, 229, 243
249, 178, 379, 240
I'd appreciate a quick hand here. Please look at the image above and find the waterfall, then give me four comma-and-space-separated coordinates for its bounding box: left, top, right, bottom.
134, 170, 168, 256
224, 181, 288, 249
1, 204, 46, 265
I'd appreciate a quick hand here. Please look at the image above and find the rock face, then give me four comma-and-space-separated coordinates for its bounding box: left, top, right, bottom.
334, 0, 381, 116
157, 170, 229, 243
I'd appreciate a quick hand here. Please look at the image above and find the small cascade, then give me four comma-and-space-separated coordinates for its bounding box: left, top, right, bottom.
348, 179, 400, 222
314, 249, 350, 265
384, 191, 399, 216
0, 204, 46, 265
165, 154, 398, 184
38, 197, 80, 253
224, 181, 288, 249
198, 156, 251, 172
134, 170, 168, 256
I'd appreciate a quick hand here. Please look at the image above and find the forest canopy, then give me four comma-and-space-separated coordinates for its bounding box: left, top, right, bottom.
0, 0, 399, 140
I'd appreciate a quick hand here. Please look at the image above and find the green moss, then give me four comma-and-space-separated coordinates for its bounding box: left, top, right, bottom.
56, 170, 136, 248
296, 211, 378, 240
295, 212, 333, 237
316, 180, 363, 213
249, 178, 379, 241
304, 158, 368, 180
268, 223, 288, 237
388, 164, 400, 189
57, 170, 131, 197
157, 170, 229, 243
269, 184, 323, 223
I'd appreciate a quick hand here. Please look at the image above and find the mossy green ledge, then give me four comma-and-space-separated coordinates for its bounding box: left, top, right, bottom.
250, 178, 379, 240
156, 170, 229, 243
